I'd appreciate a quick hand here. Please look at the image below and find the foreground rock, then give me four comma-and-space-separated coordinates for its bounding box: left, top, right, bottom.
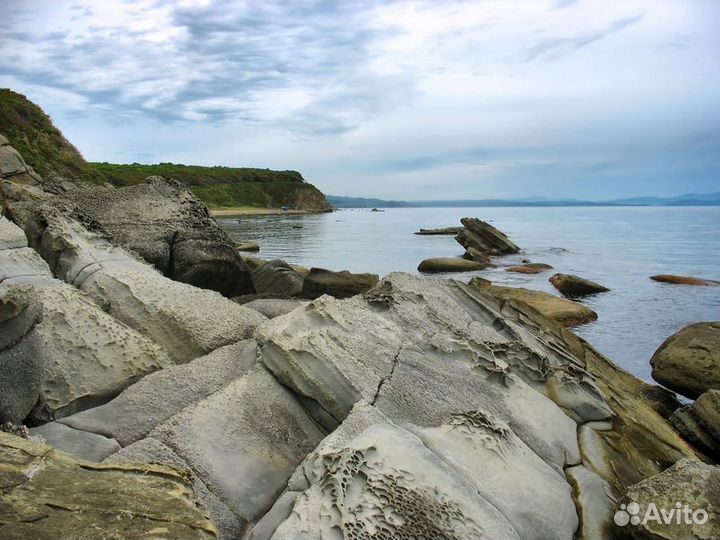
242, 298, 308, 319
255, 273, 697, 539
651, 274, 720, 287
615, 459, 720, 540
550, 273, 610, 296
650, 322, 720, 399
670, 390, 720, 459
469, 279, 598, 327
455, 217, 520, 260
302, 267, 378, 299
417, 256, 488, 273
506, 262, 553, 274
0, 431, 216, 539
414, 226, 463, 235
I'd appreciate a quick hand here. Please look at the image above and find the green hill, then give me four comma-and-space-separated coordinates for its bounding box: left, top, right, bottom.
0, 89, 331, 211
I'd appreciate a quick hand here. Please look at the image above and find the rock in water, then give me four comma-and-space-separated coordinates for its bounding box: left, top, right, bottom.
506, 262, 553, 274
614, 459, 720, 540
650, 274, 720, 287
417, 256, 489, 273
252, 259, 304, 297
670, 390, 720, 459
549, 273, 610, 296
455, 217, 520, 259
650, 322, 720, 399
0, 285, 44, 424
32, 176, 254, 296
0, 431, 216, 539
302, 267, 378, 299
472, 282, 598, 327
414, 226, 463, 235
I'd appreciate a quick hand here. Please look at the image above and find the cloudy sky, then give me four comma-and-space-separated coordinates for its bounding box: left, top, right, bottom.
1, 0, 718, 200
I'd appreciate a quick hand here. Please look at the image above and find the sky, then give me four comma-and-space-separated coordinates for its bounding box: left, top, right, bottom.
1, 0, 719, 200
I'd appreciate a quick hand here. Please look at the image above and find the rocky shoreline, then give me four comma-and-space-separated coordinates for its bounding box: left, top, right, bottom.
1, 133, 719, 539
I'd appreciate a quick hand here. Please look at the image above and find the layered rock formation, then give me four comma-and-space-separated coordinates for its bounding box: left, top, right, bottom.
455, 217, 520, 260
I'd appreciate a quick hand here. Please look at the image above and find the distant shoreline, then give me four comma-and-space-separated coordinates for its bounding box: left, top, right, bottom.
210, 207, 321, 217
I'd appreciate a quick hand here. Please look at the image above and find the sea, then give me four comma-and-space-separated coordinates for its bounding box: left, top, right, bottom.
217, 206, 720, 383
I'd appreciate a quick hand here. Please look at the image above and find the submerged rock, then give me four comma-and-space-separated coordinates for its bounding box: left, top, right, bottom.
670, 389, 720, 459
506, 262, 553, 274
549, 273, 610, 296
455, 217, 520, 260
414, 226, 463, 235
302, 267, 378, 299
417, 256, 488, 273
0, 431, 216, 539
650, 321, 720, 399
651, 274, 720, 287
472, 282, 598, 327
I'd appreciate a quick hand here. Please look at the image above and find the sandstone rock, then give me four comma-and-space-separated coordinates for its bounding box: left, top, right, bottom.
0, 143, 42, 186
455, 217, 520, 259
236, 241, 260, 251
670, 389, 720, 459
59, 340, 259, 447
414, 226, 463, 235
29, 422, 120, 462
0, 431, 216, 539
549, 273, 610, 296
506, 262, 553, 274
41, 176, 254, 296
650, 322, 720, 399
417, 256, 488, 273
302, 267, 379, 299
242, 255, 266, 271
651, 274, 720, 286
474, 282, 598, 327
0, 285, 44, 424
252, 259, 304, 297
242, 298, 308, 319
565, 464, 617, 540
615, 459, 720, 540
20, 208, 266, 362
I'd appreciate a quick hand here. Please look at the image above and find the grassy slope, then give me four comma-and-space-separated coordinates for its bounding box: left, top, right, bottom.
0, 89, 330, 210
0, 89, 105, 183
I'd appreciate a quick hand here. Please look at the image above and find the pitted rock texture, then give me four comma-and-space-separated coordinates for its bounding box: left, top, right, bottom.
45, 176, 254, 296
1, 216, 172, 422
0, 431, 216, 539
15, 207, 266, 362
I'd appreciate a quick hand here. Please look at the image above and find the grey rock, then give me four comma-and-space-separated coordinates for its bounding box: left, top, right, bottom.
651, 321, 720, 399
242, 298, 307, 319
0, 134, 8, 146
29, 422, 120, 462
670, 389, 720, 459
549, 273, 610, 296
455, 217, 520, 259
252, 259, 304, 297
565, 464, 617, 540
59, 340, 259, 446
302, 267, 379, 299
414, 226, 463, 235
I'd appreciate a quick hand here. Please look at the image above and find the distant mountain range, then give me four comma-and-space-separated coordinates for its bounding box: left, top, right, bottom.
327, 192, 720, 208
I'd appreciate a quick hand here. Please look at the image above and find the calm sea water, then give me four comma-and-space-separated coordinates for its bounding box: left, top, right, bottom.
218, 207, 720, 383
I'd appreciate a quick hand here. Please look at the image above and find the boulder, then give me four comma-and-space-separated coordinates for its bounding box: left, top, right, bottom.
242, 298, 308, 319
651, 274, 720, 287
28, 422, 121, 462
549, 273, 610, 296
414, 226, 463, 235
302, 267, 379, 299
0, 431, 216, 539
614, 459, 720, 540
455, 217, 520, 259
650, 322, 720, 399
417, 256, 488, 273
506, 262, 553, 274
473, 282, 598, 327
670, 390, 720, 459
0, 142, 42, 185
0, 285, 44, 424
252, 259, 304, 297
36, 176, 254, 296
236, 241, 260, 251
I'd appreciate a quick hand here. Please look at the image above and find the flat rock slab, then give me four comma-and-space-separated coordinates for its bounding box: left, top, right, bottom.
506, 262, 553, 274
651, 274, 720, 286
0, 431, 216, 539
417, 256, 488, 273
414, 226, 463, 235
650, 321, 720, 399
29, 422, 121, 462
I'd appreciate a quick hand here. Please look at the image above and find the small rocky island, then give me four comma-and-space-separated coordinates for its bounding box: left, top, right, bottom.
1, 111, 719, 540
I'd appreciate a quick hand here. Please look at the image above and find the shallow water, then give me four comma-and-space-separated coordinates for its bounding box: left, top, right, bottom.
218, 206, 720, 383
